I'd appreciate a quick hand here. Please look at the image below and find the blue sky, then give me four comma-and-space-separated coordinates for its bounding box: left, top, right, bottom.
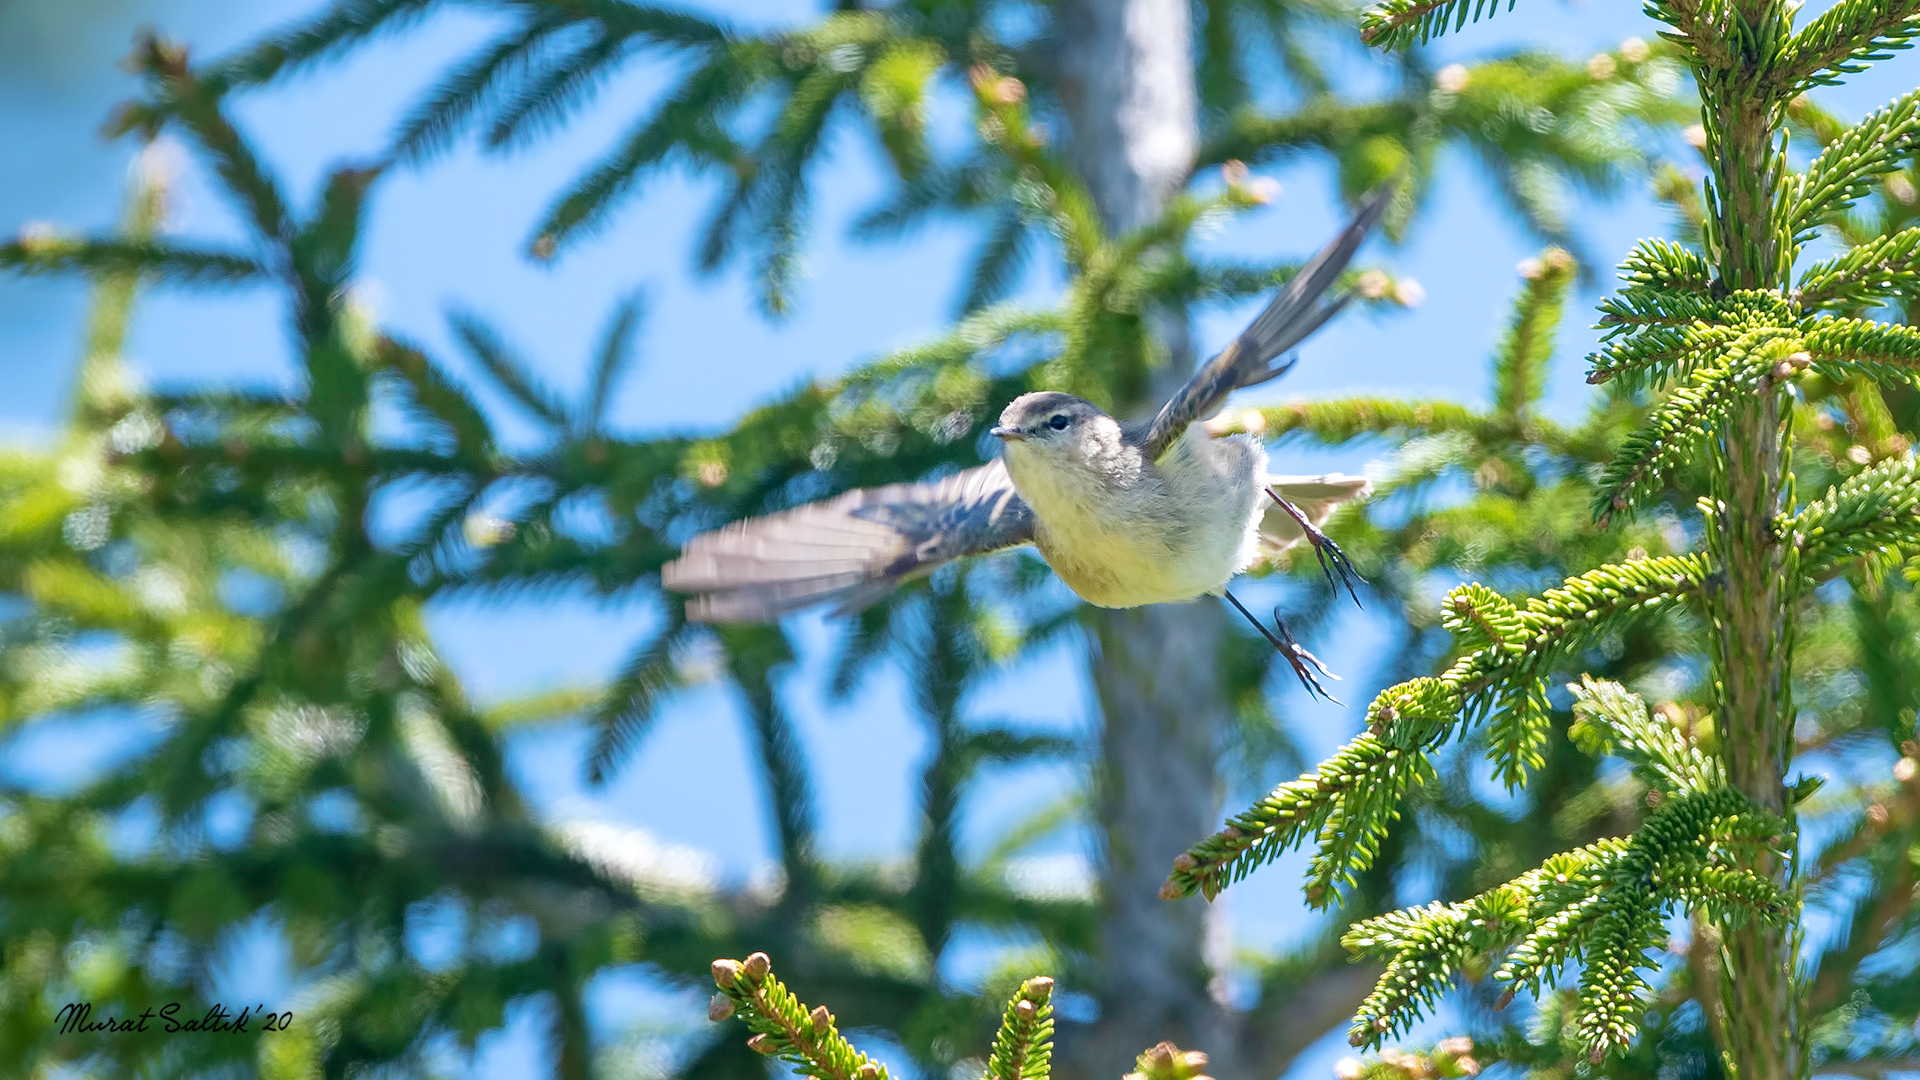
4, 0, 1917, 1076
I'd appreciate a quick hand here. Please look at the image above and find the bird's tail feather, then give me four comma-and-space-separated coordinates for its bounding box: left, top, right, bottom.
1229, 186, 1395, 388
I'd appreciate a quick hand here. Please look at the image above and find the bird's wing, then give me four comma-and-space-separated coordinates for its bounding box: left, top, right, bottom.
1138, 187, 1394, 463
662, 460, 1035, 622
1255, 474, 1373, 558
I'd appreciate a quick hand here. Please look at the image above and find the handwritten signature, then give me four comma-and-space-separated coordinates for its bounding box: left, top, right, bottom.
55, 1002, 294, 1035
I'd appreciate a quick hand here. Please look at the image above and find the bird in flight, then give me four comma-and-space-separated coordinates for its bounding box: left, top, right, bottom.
663, 189, 1392, 700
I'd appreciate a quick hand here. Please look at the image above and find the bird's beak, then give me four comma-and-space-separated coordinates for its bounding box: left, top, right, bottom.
990, 426, 1025, 441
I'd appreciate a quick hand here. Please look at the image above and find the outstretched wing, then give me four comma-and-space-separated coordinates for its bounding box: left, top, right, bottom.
1254, 474, 1373, 561
1139, 187, 1394, 462
662, 460, 1035, 622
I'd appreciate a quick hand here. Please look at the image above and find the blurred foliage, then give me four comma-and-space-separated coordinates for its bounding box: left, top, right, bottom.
1, 0, 1916, 1078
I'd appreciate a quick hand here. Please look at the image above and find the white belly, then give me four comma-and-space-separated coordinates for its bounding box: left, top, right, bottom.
1011, 431, 1266, 608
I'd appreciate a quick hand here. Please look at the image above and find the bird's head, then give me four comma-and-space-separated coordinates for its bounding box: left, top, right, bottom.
991, 392, 1120, 471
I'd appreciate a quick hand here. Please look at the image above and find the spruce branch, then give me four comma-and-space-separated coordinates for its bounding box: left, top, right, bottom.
1594, 327, 1802, 521
1210, 398, 1491, 443
1126, 1043, 1215, 1080
119, 33, 292, 245
1585, 323, 1734, 388
1167, 557, 1711, 901
1790, 456, 1920, 576
983, 977, 1056, 1080
1594, 290, 1720, 342
1492, 248, 1575, 422
1773, 0, 1920, 91
1344, 789, 1786, 1060
1567, 675, 1722, 793
531, 50, 753, 253
0, 235, 268, 286
388, 16, 564, 164
448, 309, 571, 427
1796, 227, 1920, 311
1358, 0, 1525, 51
1792, 87, 1920, 237
583, 288, 646, 435
585, 610, 691, 783
1618, 238, 1717, 296
710, 953, 891, 1080
199, 0, 440, 91
1802, 316, 1920, 385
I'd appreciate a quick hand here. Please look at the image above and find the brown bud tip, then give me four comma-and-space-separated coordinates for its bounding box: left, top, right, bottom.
709, 994, 736, 1022
531, 235, 557, 261
1772, 360, 1794, 379
712, 960, 741, 988
1349, 1031, 1368, 1047
1024, 976, 1055, 1001
743, 952, 771, 981
1015, 1000, 1037, 1022
811, 1005, 831, 1031
1172, 853, 1197, 873
1495, 989, 1515, 1011
858, 1065, 880, 1080
1159, 881, 1184, 900
748, 1033, 779, 1055
1788, 350, 1811, 369
1221, 826, 1243, 841
1589, 1046, 1605, 1065
1373, 1018, 1389, 1031
1180, 1051, 1209, 1070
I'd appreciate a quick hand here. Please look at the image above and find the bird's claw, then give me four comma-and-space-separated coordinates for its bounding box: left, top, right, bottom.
1222, 591, 1343, 705
1266, 488, 1364, 607
1270, 612, 1343, 704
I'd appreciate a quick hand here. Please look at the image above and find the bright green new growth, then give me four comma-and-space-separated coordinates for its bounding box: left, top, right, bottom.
710, 953, 1056, 1080
1171, 0, 1920, 1068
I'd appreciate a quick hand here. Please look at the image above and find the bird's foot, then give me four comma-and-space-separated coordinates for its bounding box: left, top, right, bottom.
1265, 487, 1363, 607
1222, 591, 1343, 704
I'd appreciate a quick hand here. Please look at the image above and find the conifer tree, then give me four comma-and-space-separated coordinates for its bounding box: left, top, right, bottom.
1163, 0, 1920, 1075
193, 5, 1688, 1075
12, 1, 1920, 1078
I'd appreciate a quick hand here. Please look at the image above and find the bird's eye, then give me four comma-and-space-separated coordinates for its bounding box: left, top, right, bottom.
1048, 414, 1070, 431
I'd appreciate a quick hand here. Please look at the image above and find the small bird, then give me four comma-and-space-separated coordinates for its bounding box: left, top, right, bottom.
663, 189, 1391, 698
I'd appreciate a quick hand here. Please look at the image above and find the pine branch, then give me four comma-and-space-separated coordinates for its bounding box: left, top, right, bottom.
1796, 227, 1920, 311
1773, 0, 1920, 91
0, 235, 267, 285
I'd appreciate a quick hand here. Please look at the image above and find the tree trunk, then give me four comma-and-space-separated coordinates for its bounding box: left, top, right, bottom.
1701, 4, 1800, 1071
1053, 4, 1238, 1079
